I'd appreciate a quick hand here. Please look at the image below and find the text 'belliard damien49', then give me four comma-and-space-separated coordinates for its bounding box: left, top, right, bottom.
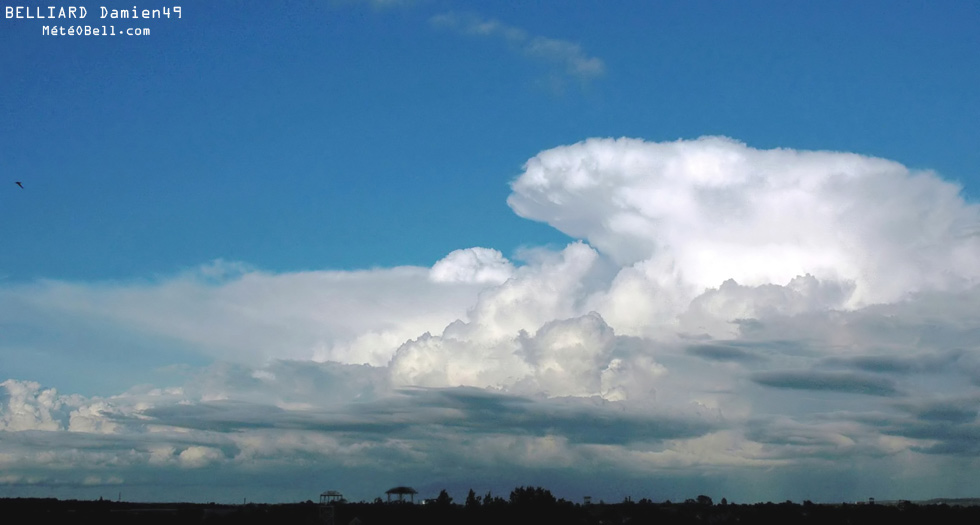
4, 6, 182, 19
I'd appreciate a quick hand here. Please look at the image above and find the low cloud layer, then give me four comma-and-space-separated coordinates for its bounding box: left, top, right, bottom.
3, 137, 980, 502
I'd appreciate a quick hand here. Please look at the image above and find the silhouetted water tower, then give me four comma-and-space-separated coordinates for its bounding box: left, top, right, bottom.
319, 490, 344, 524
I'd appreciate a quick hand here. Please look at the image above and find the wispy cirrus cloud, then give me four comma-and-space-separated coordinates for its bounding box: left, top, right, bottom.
430, 12, 605, 81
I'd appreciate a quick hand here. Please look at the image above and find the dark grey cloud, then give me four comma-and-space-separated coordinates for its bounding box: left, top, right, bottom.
822, 351, 963, 375
140, 399, 426, 440
686, 343, 762, 363
890, 421, 980, 456
899, 397, 980, 423
745, 418, 850, 451
917, 433, 980, 455
865, 396, 980, 456
0, 429, 151, 451
751, 371, 901, 397
792, 397, 980, 458
409, 388, 718, 445
136, 386, 717, 447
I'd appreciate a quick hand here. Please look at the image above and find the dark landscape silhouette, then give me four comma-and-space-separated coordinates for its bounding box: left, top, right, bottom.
4, 487, 980, 525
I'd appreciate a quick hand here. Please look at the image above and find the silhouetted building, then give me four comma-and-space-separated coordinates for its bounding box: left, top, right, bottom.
385, 486, 418, 503
320, 491, 344, 505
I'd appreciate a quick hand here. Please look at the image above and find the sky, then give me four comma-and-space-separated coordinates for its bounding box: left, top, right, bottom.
2, 0, 980, 505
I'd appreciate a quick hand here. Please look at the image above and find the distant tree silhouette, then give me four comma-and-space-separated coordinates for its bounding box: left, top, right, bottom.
483, 490, 505, 506
435, 489, 453, 506
6, 494, 980, 525
465, 489, 481, 509
697, 495, 714, 506
509, 486, 557, 507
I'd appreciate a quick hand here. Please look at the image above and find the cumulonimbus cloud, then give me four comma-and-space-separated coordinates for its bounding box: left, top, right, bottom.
4, 136, 980, 501
510, 137, 980, 307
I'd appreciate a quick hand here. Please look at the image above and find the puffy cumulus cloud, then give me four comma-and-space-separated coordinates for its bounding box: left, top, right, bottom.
0, 379, 137, 434
67, 401, 122, 434
463, 242, 600, 339
429, 247, 515, 284
177, 445, 225, 468
0, 380, 67, 431
509, 137, 980, 307
678, 275, 857, 338
389, 311, 626, 397
391, 243, 663, 398
516, 313, 615, 397
391, 244, 600, 390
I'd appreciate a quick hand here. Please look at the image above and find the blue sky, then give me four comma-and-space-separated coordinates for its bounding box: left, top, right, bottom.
4, 1, 978, 280
3, 0, 980, 504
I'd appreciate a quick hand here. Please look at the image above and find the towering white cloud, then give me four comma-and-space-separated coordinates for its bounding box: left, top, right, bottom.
0, 379, 124, 434
0, 380, 66, 432
390, 243, 608, 393
509, 137, 980, 308
429, 247, 515, 284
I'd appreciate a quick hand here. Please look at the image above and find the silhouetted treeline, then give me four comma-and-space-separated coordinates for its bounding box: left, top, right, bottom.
4, 491, 980, 525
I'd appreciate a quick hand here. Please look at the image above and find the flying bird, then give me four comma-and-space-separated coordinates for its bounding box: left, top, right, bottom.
15, 181, 23, 189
